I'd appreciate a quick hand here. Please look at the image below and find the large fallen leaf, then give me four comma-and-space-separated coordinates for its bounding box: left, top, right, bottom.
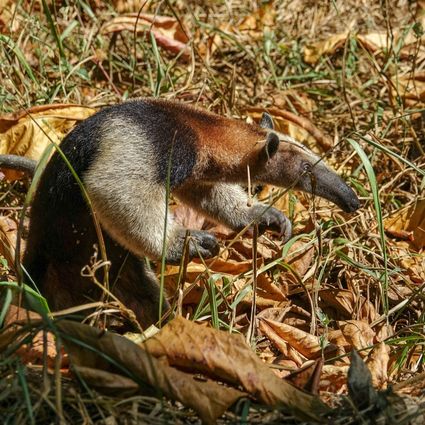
101, 14, 189, 58
142, 316, 329, 420
0, 104, 96, 160
72, 366, 140, 396
57, 319, 244, 425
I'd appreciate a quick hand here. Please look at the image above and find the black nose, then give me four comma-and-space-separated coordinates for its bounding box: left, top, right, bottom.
342, 193, 361, 213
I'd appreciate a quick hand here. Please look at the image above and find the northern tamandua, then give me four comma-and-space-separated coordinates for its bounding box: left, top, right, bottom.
0, 99, 360, 327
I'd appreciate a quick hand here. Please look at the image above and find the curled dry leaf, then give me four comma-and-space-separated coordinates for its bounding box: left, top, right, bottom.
366, 342, 390, 389
338, 320, 375, 353
327, 329, 350, 353
142, 316, 329, 421
57, 319, 244, 425
172, 204, 206, 230
259, 317, 337, 360
101, 14, 189, 58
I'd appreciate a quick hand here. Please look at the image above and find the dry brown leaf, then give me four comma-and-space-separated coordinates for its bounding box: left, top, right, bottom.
57, 319, 245, 425
197, 26, 223, 64
258, 317, 304, 366
374, 323, 394, 342
338, 320, 375, 352
0, 215, 18, 264
319, 288, 377, 322
0, 0, 20, 33
231, 238, 277, 261
0, 104, 96, 160
320, 365, 349, 393
142, 316, 328, 420
366, 342, 390, 389
2, 304, 60, 368
283, 242, 315, 280
101, 14, 189, 58
172, 204, 206, 230
304, 30, 424, 65
285, 359, 323, 394
235, 2, 275, 40
385, 199, 425, 250
327, 329, 350, 351
259, 318, 336, 360
256, 273, 288, 302
391, 72, 425, 107
72, 366, 140, 396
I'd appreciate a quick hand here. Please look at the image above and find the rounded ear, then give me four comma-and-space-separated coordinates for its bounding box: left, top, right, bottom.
259, 112, 274, 130
260, 132, 280, 162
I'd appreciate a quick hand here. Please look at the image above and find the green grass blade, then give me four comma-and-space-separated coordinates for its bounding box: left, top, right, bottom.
348, 138, 389, 313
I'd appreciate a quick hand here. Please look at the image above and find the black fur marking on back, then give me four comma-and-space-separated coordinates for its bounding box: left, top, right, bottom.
116, 100, 198, 188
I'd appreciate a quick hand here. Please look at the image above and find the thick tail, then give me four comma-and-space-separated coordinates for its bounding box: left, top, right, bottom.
0, 154, 37, 175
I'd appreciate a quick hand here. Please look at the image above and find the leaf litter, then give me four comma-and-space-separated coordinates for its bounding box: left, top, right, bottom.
0, 0, 424, 423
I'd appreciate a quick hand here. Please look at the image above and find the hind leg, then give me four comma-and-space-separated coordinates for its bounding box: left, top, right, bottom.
112, 254, 170, 328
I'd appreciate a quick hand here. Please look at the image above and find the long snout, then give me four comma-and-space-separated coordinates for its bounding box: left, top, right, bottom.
301, 162, 360, 213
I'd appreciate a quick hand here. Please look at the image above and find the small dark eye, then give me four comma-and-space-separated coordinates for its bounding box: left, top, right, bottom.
303, 162, 312, 172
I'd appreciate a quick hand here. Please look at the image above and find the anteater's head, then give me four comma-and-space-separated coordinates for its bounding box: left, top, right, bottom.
255, 112, 360, 213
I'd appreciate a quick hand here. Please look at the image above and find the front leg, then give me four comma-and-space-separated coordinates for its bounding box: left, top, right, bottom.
175, 183, 292, 241
165, 228, 220, 264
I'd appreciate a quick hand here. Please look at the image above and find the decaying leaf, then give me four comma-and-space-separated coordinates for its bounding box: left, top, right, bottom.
235, 2, 275, 39
0, 215, 18, 264
1, 304, 59, 368
391, 72, 425, 107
